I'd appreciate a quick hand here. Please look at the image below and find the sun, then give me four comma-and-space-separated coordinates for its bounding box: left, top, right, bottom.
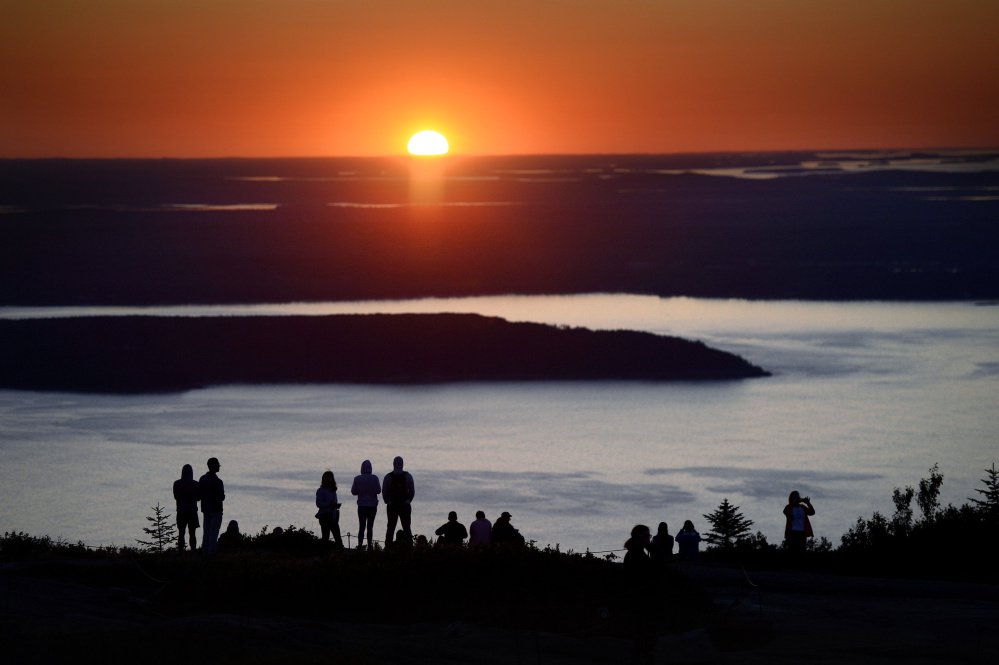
407, 130, 449, 156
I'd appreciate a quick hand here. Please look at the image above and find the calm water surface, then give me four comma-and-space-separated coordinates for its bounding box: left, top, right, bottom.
1, 296, 997, 553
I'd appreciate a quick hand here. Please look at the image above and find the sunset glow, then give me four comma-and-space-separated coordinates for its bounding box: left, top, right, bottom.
2, 1, 998, 157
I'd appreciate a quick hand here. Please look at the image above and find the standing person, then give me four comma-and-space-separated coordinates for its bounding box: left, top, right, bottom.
198, 457, 225, 555
351, 459, 380, 551
783, 491, 816, 555
623, 524, 656, 665
649, 521, 674, 564
468, 510, 492, 546
172, 463, 200, 551
315, 470, 344, 551
675, 519, 702, 562
434, 511, 468, 546
382, 456, 415, 547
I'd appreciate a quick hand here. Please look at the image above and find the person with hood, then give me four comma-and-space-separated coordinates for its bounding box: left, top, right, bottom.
172, 464, 200, 551
783, 490, 816, 555
351, 459, 381, 550
316, 470, 344, 550
434, 511, 468, 546
198, 457, 225, 555
382, 455, 415, 547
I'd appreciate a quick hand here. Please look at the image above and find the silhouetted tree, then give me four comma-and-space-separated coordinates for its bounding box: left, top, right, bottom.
916, 463, 944, 523
137, 503, 176, 553
702, 498, 754, 548
891, 485, 915, 536
969, 462, 999, 524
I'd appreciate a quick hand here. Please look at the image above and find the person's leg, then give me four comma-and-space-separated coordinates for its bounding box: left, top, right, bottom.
399, 503, 412, 541
176, 514, 187, 550
318, 515, 331, 541
366, 507, 377, 550
385, 503, 399, 545
357, 507, 366, 548
331, 509, 344, 550
203, 513, 222, 553
188, 524, 198, 551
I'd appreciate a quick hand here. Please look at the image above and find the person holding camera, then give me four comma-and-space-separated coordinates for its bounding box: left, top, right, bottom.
783, 490, 815, 555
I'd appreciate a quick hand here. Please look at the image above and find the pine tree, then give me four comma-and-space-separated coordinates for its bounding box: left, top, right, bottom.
137, 503, 177, 553
969, 462, 999, 523
702, 498, 754, 548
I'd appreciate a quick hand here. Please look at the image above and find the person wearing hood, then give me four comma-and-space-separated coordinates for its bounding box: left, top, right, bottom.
351, 459, 381, 550
382, 455, 415, 547
172, 464, 200, 551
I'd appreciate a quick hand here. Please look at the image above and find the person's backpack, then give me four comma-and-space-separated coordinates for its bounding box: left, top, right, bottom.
387, 472, 409, 504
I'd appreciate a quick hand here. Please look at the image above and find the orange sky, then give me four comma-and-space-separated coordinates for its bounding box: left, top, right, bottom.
2, 0, 998, 157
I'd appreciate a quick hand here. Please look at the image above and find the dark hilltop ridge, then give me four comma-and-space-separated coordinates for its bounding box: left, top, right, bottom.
2, 152, 998, 305
0, 313, 768, 393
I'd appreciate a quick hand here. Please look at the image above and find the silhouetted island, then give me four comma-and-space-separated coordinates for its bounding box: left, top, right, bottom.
0, 313, 768, 393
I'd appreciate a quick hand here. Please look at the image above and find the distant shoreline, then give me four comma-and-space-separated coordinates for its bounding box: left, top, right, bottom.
0, 313, 769, 393
2, 155, 998, 305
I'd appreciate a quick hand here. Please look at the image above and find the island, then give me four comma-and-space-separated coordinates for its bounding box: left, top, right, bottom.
0, 313, 768, 393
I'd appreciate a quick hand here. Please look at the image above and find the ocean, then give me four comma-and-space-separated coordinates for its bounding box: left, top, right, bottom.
1, 151, 998, 554
1, 296, 997, 554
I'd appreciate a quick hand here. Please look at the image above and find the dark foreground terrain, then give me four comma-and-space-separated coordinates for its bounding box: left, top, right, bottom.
2, 548, 995, 665
0, 313, 767, 392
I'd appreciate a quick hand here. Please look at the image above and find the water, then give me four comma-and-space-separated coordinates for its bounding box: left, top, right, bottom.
1, 295, 997, 554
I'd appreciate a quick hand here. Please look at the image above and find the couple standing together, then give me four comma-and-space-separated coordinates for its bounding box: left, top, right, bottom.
316, 456, 415, 551
173, 457, 225, 554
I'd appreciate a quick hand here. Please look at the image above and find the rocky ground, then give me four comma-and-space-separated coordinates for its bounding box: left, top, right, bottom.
2, 558, 995, 664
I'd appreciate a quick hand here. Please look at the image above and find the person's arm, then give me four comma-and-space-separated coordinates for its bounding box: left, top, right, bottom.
407, 474, 415, 502
803, 499, 816, 516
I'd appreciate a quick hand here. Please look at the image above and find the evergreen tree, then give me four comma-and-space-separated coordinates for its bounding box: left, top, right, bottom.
702, 498, 754, 548
969, 462, 999, 523
137, 503, 177, 553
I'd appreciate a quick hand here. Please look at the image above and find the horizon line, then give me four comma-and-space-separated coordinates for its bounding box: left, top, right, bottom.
3, 146, 999, 161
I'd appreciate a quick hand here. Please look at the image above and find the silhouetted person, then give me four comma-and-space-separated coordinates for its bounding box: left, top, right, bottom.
351, 459, 380, 551
675, 519, 701, 562
650, 521, 674, 564
198, 457, 225, 554
623, 524, 656, 665
173, 463, 200, 551
783, 491, 815, 555
382, 456, 415, 547
393, 529, 413, 551
434, 511, 468, 546
316, 470, 344, 551
469, 510, 492, 546
492, 511, 525, 545
218, 519, 245, 549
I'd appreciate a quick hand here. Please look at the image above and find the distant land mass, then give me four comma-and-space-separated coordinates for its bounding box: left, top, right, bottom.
0, 314, 769, 393
1, 152, 998, 305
